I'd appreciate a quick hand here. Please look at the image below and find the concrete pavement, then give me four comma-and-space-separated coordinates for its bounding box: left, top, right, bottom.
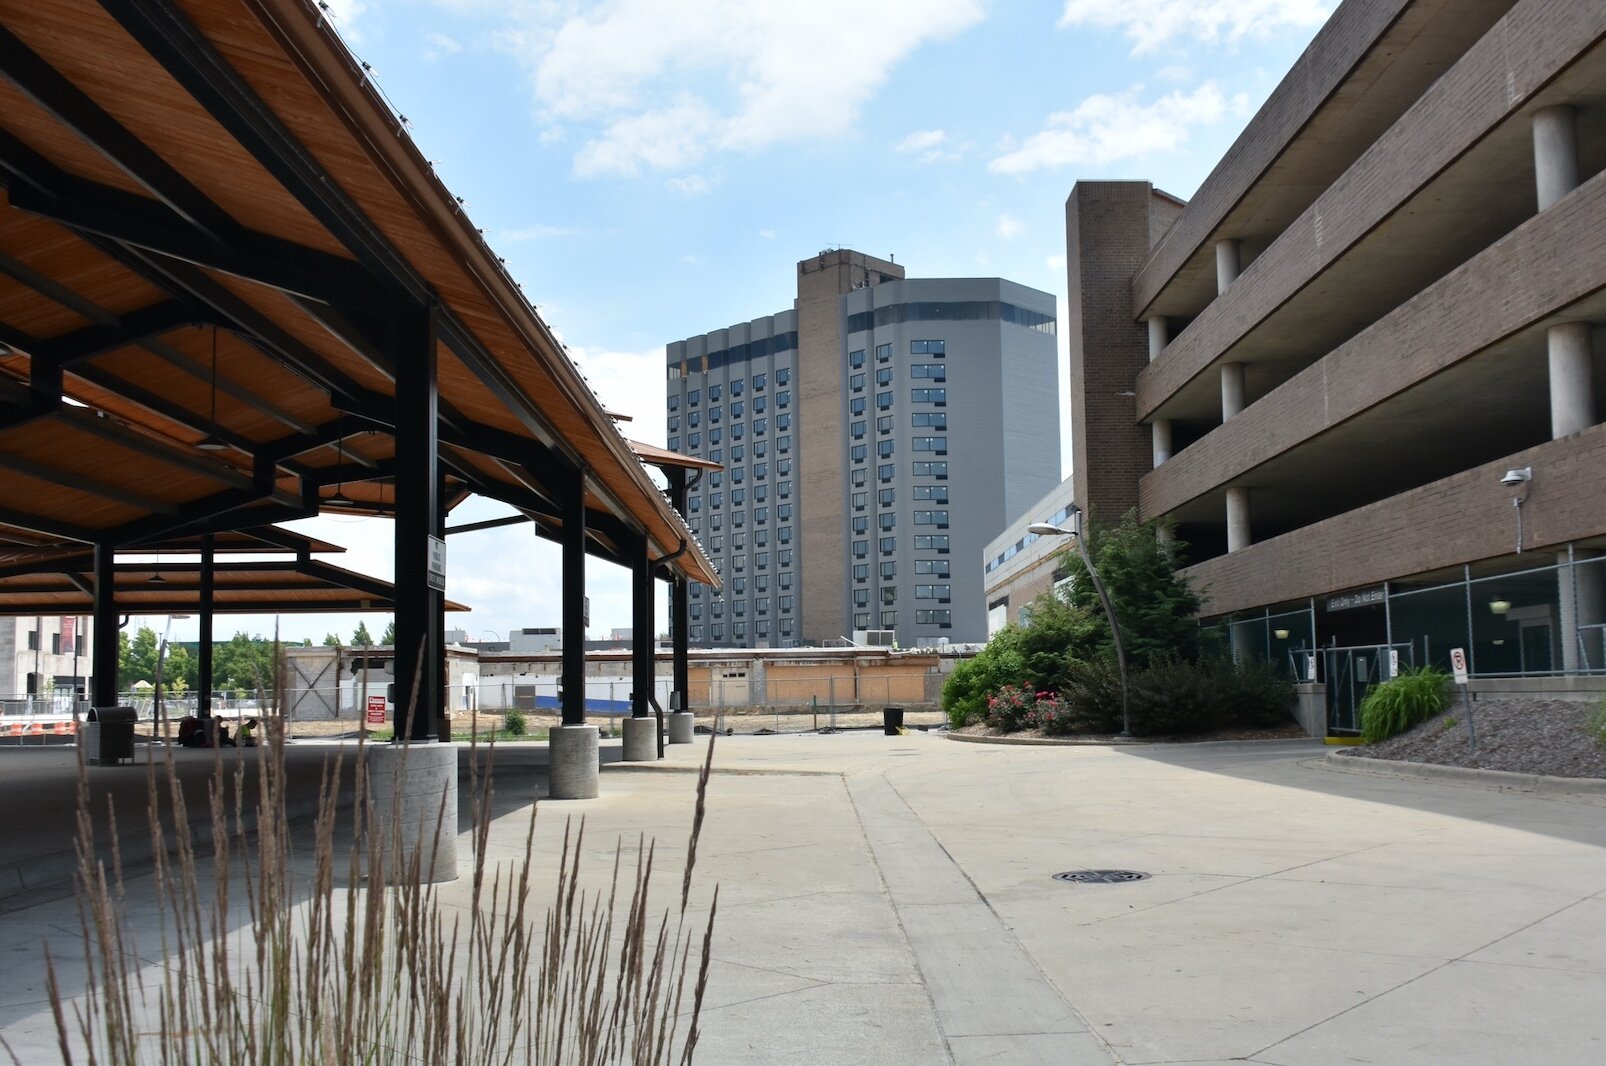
2, 731, 1604, 1064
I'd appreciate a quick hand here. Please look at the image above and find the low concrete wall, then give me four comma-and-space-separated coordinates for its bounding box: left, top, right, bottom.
1293, 683, 1325, 738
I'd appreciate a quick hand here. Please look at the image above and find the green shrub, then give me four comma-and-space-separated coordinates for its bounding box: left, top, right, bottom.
1210, 657, 1296, 728
1062, 657, 1126, 735
984, 684, 1037, 732
1127, 656, 1222, 737
942, 627, 1025, 728
1024, 692, 1080, 736
1360, 666, 1451, 744
504, 707, 528, 736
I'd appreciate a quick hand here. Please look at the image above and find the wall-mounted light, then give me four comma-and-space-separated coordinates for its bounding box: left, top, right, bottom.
1273, 628, 1290, 639
1489, 598, 1511, 615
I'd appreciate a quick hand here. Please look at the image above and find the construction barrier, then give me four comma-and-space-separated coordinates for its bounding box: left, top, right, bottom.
2, 719, 78, 737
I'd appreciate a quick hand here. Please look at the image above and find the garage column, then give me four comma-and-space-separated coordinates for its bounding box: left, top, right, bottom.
1533, 106, 1595, 440
1221, 362, 1246, 421
1226, 486, 1251, 553
1533, 105, 1578, 213
1214, 238, 1241, 294
198, 533, 214, 720
665, 467, 694, 744
1151, 419, 1172, 466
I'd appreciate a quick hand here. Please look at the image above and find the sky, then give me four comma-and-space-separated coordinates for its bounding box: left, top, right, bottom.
141, 0, 1334, 647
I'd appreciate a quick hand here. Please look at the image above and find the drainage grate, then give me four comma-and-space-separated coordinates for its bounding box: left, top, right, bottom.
1052, 869, 1151, 884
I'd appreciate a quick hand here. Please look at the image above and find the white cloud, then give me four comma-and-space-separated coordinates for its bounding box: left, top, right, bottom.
496, 222, 578, 242
566, 345, 669, 449
522, 0, 985, 176
1046, 254, 1066, 270
422, 31, 463, 61
989, 82, 1246, 175
1058, 0, 1332, 55
894, 129, 947, 153
758, 229, 777, 239
996, 214, 1024, 239
665, 174, 716, 197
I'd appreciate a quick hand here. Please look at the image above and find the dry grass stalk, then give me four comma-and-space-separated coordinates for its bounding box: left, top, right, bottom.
33, 701, 719, 1065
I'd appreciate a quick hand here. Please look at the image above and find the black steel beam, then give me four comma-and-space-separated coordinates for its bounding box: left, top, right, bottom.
667, 468, 690, 713
197, 533, 213, 719
631, 534, 653, 721
560, 461, 586, 727
0, 452, 177, 513
446, 514, 531, 536
390, 300, 441, 741
0, 505, 95, 543
0, 25, 230, 238
111, 479, 296, 545
0, 249, 109, 324
34, 301, 198, 367
60, 406, 255, 490
91, 542, 117, 707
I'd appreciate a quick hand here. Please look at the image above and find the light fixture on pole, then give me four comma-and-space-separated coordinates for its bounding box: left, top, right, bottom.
329, 433, 353, 506
1028, 506, 1130, 738
196, 325, 228, 452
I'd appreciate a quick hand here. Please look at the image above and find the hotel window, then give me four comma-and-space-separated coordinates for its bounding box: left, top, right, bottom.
851, 444, 868, 463
876, 391, 893, 410
875, 368, 893, 386
756, 551, 770, 568
668, 415, 681, 432
915, 559, 950, 577
852, 516, 869, 533
850, 468, 866, 487
912, 461, 947, 479
877, 463, 894, 483
777, 503, 793, 520
913, 485, 948, 503
879, 536, 896, 555
753, 372, 766, 390
733, 621, 746, 637
731, 400, 744, 417
881, 587, 897, 605
851, 420, 867, 439
668, 436, 680, 451
914, 510, 949, 528
754, 461, 767, 480
779, 595, 794, 613
851, 373, 865, 392
878, 488, 895, 507
916, 585, 951, 601
688, 431, 701, 448
877, 439, 895, 458
753, 395, 767, 413
778, 552, 792, 569
776, 390, 790, 408
911, 388, 946, 405
878, 513, 895, 530
880, 610, 897, 628
854, 612, 871, 629
689, 410, 701, 427
911, 412, 947, 429
668, 395, 681, 410
776, 367, 790, 385
852, 492, 868, 510
688, 389, 700, 406
910, 339, 945, 355
850, 396, 866, 415
754, 484, 768, 500
852, 539, 868, 558
854, 589, 869, 607
914, 535, 949, 552
910, 364, 945, 381
877, 415, 894, 435
916, 610, 952, 627
756, 597, 769, 615
709, 384, 722, 401
709, 427, 722, 445
777, 526, 792, 543
875, 343, 892, 362
777, 458, 791, 475
853, 563, 869, 581
849, 349, 865, 368
753, 418, 767, 436
778, 435, 791, 453
777, 412, 791, 430
912, 436, 947, 454
755, 507, 769, 526
730, 378, 744, 396
779, 480, 792, 498
710, 405, 722, 423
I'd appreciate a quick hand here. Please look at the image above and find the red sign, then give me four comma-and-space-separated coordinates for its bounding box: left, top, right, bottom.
366, 695, 388, 725
60, 616, 76, 655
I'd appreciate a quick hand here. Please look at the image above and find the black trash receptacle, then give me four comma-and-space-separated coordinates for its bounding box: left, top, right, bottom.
83, 706, 138, 766
882, 707, 904, 736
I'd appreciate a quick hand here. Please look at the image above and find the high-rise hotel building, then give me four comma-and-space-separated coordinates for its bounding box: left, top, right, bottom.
666, 250, 1059, 647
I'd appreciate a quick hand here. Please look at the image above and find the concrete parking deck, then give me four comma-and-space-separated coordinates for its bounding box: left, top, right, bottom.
3, 732, 1604, 1064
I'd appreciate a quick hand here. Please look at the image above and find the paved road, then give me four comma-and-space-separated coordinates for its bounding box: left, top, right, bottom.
3, 732, 1603, 1064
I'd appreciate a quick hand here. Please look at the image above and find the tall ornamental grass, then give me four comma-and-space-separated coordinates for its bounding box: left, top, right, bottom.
22, 716, 718, 1065
1360, 665, 1452, 744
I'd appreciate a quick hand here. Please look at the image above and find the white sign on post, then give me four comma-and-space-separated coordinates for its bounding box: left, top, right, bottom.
427, 535, 447, 592
1389, 649, 1400, 679
1305, 654, 1317, 682
1449, 647, 1469, 685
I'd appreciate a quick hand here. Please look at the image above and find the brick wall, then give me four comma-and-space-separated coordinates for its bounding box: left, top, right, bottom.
1141, 167, 1606, 518
1137, 0, 1604, 420
1184, 423, 1606, 615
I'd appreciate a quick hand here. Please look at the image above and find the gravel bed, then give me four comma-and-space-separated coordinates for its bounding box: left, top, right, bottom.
1343, 696, 1606, 780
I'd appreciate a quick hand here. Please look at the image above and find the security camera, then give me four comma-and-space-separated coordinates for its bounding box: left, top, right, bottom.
1501, 467, 1532, 486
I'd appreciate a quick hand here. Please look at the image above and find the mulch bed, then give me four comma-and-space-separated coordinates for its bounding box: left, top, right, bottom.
1339, 696, 1606, 780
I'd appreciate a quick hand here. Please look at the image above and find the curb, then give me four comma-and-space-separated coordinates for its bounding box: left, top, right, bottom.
945, 731, 1322, 749
604, 762, 844, 778
1324, 752, 1606, 796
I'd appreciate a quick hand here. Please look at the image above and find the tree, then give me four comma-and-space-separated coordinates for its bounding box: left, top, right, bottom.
1014, 592, 1102, 695
322, 633, 343, 647
124, 625, 160, 686
351, 621, 374, 647
941, 626, 1025, 728
213, 632, 277, 697
381, 620, 396, 646
1057, 510, 1202, 671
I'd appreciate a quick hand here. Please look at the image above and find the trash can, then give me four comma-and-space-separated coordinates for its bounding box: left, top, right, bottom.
882, 707, 904, 736
81, 706, 137, 766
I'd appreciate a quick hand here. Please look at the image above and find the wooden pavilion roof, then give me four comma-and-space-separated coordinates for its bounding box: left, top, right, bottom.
0, 0, 715, 586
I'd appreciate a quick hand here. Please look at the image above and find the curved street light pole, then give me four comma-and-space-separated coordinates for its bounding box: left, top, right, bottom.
1027, 509, 1130, 737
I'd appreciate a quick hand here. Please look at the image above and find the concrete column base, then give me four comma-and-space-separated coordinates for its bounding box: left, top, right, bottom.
549, 724, 600, 799
668, 711, 696, 744
621, 716, 657, 761
366, 743, 458, 884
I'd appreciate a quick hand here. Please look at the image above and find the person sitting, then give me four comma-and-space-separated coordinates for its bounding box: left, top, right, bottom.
215, 723, 236, 748
177, 716, 205, 747
238, 719, 257, 747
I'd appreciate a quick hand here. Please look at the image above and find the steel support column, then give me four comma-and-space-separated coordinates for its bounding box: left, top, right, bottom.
559, 462, 587, 726
391, 300, 441, 742
198, 533, 214, 719
667, 469, 691, 711
91, 542, 118, 707
631, 536, 654, 718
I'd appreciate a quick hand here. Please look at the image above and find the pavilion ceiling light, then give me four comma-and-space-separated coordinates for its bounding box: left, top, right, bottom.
196, 325, 228, 452
329, 433, 353, 506
1489, 598, 1511, 615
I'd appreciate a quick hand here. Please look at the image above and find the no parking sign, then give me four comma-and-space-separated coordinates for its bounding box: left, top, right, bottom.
366, 695, 387, 725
